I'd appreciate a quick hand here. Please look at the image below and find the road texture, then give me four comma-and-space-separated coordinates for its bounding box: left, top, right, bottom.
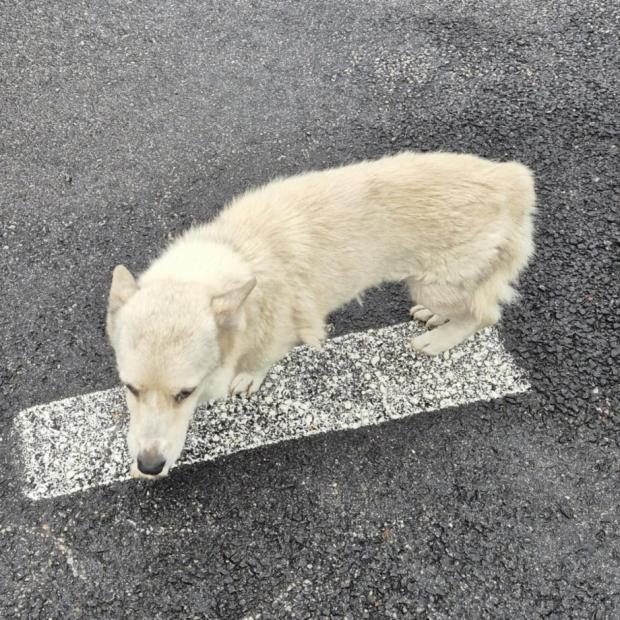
1, 0, 619, 618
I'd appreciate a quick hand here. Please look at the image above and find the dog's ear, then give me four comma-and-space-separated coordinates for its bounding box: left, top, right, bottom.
106, 265, 138, 343
211, 277, 256, 326
108, 265, 138, 313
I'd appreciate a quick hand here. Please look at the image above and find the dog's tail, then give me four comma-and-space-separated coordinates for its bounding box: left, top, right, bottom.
498, 161, 536, 274
468, 162, 536, 325
501, 161, 537, 216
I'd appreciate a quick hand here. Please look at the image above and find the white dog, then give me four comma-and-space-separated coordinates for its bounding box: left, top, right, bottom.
106, 151, 535, 478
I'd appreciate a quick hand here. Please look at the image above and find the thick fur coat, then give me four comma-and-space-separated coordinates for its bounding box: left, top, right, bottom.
107, 151, 536, 477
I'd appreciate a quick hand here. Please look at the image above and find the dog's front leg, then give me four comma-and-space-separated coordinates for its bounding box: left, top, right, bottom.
228, 368, 269, 397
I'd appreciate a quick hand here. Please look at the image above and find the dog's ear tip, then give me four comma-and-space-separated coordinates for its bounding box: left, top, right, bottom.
112, 264, 133, 277
109, 264, 138, 310
111, 264, 137, 286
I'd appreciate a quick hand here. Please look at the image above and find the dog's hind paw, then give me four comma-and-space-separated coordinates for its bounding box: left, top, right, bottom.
411, 319, 478, 356
409, 304, 448, 328
229, 370, 267, 397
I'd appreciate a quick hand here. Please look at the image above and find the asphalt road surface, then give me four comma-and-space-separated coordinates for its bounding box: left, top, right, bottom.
1, 0, 619, 618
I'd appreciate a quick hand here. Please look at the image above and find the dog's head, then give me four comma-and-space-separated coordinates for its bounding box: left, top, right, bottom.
106, 264, 255, 479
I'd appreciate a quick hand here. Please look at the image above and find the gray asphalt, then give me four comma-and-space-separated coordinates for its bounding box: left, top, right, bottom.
1, 0, 619, 618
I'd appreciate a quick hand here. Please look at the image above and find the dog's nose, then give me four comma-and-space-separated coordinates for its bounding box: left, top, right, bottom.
137, 451, 166, 476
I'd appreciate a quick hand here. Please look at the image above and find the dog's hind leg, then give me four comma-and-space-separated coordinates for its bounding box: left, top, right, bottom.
407, 278, 502, 355
407, 278, 461, 336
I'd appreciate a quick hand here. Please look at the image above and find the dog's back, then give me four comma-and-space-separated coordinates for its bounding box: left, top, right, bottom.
166, 151, 535, 356
201, 152, 534, 308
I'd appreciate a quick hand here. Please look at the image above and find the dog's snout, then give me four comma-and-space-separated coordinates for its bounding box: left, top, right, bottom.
137, 451, 166, 476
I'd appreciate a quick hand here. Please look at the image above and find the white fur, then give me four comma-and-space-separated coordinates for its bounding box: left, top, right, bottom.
107, 151, 536, 477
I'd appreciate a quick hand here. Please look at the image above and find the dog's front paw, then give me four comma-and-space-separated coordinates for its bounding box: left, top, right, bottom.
229, 370, 267, 397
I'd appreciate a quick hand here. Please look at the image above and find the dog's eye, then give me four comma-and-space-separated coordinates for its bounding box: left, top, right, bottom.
125, 384, 139, 397
174, 389, 195, 403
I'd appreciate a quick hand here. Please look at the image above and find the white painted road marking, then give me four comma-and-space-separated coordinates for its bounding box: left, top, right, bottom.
14, 322, 530, 501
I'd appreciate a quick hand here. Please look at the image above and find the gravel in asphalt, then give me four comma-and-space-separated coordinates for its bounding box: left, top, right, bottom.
1, 0, 619, 618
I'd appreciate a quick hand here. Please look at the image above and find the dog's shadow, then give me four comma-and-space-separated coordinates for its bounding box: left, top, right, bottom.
328, 282, 410, 338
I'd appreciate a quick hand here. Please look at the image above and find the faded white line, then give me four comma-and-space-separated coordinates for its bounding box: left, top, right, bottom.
14, 322, 529, 500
